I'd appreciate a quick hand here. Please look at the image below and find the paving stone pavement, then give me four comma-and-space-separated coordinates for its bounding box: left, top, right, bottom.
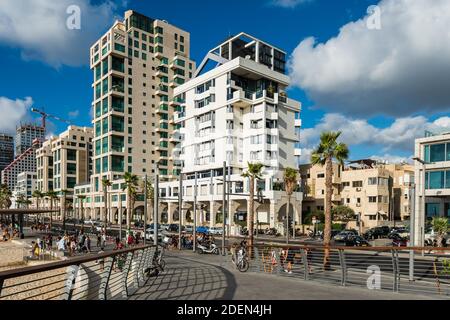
129, 250, 441, 300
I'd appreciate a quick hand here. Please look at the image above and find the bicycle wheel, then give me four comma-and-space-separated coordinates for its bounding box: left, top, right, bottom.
238, 258, 249, 272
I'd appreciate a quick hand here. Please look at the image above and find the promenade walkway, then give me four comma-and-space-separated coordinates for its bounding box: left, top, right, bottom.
128, 251, 439, 300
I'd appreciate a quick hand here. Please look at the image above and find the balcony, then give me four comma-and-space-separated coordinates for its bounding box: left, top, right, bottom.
227, 90, 253, 107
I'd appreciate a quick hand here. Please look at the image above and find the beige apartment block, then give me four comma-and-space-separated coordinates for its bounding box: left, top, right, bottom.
74, 10, 195, 222
36, 126, 93, 213
300, 160, 414, 231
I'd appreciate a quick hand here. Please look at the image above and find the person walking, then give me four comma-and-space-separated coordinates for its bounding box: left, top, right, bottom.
86, 235, 91, 253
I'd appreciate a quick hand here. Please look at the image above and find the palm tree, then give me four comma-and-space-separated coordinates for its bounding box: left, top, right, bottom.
78, 195, 87, 225
32, 190, 44, 223
284, 167, 299, 242
60, 189, 70, 231
242, 162, 264, 248
122, 172, 139, 230
46, 190, 58, 229
101, 178, 112, 234
311, 131, 349, 269
16, 194, 26, 208
431, 217, 448, 247
0, 184, 12, 209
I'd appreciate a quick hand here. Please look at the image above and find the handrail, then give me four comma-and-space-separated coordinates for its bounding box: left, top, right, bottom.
0, 245, 154, 281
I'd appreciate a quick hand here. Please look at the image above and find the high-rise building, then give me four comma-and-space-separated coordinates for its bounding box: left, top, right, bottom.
158, 33, 303, 234
14, 171, 37, 200
0, 134, 14, 172
1, 139, 41, 191
89, 10, 195, 187
413, 130, 450, 246
15, 124, 45, 157
36, 126, 93, 210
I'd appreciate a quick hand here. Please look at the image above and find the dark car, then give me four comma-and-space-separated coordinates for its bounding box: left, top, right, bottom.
167, 224, 179, 232
364, 226, 390, 240
134, 221, 144, 228
334, 230, 358, 242
392, 233, 408, 247
345, 235, 370, 247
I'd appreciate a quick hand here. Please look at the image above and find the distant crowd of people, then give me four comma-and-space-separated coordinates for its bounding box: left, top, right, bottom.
1, 222, 20, 242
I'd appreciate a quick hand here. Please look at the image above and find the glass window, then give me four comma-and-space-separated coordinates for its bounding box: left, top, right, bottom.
430, 143, 446, 162
114, 43, 125, 53
102, 156, 108, 172
95, 102, 101, 117
426, 203, 440, 218
102, 58, 108, 76
102, 98, 108, 114
428, 171, 445, 189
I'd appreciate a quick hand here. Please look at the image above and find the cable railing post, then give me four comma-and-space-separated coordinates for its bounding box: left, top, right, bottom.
134, 249, 144, 288
338, 249, 347, 287
99, 256, 115, 300
121, 251, 134, 299
275, 249, 282, 275
0, 278, 4, 297
64, 265, 80, 300
301, 249, 309, 281
391, 249, 400, 293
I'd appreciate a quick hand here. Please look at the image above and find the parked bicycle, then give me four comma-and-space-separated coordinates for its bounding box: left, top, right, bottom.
231, 240, 249, 272
144, 246, 166, 277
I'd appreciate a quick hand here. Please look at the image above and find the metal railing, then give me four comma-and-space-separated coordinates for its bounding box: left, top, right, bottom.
241, 244, 450, 298
0, 245, 157, 300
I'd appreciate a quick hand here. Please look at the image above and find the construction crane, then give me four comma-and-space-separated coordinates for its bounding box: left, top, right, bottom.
31, 108, 71, 131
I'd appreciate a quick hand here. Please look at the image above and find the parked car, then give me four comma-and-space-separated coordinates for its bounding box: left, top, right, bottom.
391, 233, 408, 247
167, 224, 180, 232
388, 227, 409, 239
160, 224, 170, 231
364, 226, 390, 240
134, 221, 145, 228
345, 235, 370, 247
209, 227, 224, 235
196, 226, 209, 234
424, 230, 450, 247
184, 225, 193, 233
334, 230, 358, 242
145, 229, 164, 242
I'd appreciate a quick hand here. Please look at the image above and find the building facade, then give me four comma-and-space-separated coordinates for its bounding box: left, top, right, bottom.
158, 33, 303, 235
413, 131, 450, 246
300, 160, 414, 230
0, 134, 14, 172
1, 139, 41, 192
36, 126, 93, 210
14, 172, 37, 200
15, 124, 45, 157
74, 10, 195, 222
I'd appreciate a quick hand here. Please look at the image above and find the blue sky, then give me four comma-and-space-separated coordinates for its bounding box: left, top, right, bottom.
0, 0, 449, 164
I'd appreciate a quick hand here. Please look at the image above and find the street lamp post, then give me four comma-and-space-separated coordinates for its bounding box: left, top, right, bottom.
143, 174, 148, 245
193, 171, 198, 252
154, 164, 159, 246
178, 173, 183, 250
222, 161, 227, 255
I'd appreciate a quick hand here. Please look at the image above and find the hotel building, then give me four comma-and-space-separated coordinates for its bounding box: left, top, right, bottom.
0, 134, 14, 172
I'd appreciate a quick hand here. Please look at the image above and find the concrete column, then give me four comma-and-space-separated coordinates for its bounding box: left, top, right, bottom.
167, 202, 176, 224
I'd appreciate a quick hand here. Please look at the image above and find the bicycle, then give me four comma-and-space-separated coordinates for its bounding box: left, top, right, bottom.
231, 241, 249, 272
144, 246, 166, 277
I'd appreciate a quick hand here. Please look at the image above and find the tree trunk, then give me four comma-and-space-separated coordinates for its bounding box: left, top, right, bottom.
62, 195, 66, 231
103, 190, 108, 235
50, 200, 53, 229
286, 196, 291, 244
248, 177, 255, 249
126, 190, 131, 230
323, 157, 333, 270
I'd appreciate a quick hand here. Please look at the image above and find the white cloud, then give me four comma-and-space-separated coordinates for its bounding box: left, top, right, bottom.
0, 96, 33, 134
68, 110, 80, 119
0, 0, 123, 67
369, 154, 413, 165
270, 0, 312, 8
300, 113, 450, 164
289, 0, 450, 117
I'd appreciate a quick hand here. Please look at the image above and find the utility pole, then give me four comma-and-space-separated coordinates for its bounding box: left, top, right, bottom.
178, 173, 183, 250
193, 171, 198, 252
154, 164, 159, 246
222, 161, 226, 255
409, 183, 415, 282
143, 174, 148, 245
119, 194, 123, 241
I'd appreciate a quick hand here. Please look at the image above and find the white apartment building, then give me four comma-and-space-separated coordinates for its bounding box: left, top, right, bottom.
14, 172, 37, 200
1, 139, 41, 192
158, 33, 303, 234
413, 130, 450, 246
